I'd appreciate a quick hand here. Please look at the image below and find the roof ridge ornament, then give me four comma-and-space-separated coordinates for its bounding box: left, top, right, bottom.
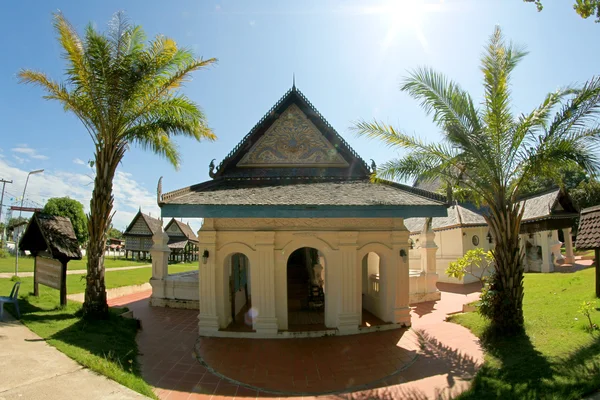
209, 159, 216, 178
157, 176, 163, 205
293, 73, 296, 90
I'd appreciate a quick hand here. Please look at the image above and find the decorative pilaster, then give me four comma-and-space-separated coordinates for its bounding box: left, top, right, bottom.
197, 230, 219, 334
539, 231, 555, 273
391, 229, 411, 326
149, 227, 170, 305
337, 232, 360, 333
563, 228, 575, 264
150, 228, 170, 280
419, 218, 439, 292
252, 232, 278, 335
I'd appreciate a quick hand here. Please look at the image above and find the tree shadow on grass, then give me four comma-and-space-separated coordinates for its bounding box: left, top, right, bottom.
458, 326, 600, 400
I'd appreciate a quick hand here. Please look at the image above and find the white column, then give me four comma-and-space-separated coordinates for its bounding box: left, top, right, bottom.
149, 228, 170, 302
150, 229, 170, 280
337, 232, 360, 333
251, 232, 278, 335
197, 230, 219, 334
420, 218, 439, 292
563, 228, 575, 264
391, 230, 411, 326
539, 231, 554, 273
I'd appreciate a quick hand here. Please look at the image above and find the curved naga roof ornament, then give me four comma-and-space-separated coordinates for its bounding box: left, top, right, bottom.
156, 176, 163, 205
370, 159, 377, 174
209, 159, 217, 178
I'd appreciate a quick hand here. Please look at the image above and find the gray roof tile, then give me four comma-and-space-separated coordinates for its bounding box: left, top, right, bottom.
162, 179, 445, 207
576, 205, 600, 249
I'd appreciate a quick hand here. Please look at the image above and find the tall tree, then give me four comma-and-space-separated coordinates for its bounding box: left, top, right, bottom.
43, 197, 88, 245
354, 27, 600, 333
19, 13, 216, 318
525, 0, 600, 22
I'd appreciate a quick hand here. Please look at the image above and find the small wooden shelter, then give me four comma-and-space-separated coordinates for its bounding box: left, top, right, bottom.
19, 212, 82, 305
164, 218, 198, 262
123, 210, 162, 260
576, 205, 600, 297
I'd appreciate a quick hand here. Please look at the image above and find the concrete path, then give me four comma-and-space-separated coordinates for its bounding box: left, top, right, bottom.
0, 313, 148, 400
0, 264, 151, 279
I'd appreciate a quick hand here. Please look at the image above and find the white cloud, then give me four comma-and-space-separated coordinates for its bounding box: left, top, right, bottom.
73, 158, 86, 165
12, 144, 49, 160
0, 155, 204, 234
0, 158, 198, 233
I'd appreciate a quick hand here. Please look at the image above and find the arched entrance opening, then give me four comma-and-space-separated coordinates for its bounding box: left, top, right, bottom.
224, 252, 253, 331
287, 247, 325, 329
361, 251, 386, 327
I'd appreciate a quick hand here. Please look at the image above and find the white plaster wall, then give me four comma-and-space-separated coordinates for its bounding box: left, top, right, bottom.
409, 226, 494, 285
198, 218, 410, 333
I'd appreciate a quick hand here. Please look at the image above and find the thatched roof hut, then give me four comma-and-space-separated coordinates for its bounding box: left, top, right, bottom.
19, 212, 83, 262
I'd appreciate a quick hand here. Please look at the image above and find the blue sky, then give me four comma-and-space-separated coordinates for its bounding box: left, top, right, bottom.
0, 0, 598, 232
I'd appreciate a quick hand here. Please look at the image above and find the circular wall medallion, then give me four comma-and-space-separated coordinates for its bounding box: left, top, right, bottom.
472, 235, 480, 246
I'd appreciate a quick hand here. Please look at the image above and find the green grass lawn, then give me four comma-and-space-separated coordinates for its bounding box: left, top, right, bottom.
0, 263, 197, 295
1, 288, 156, 398
0, 255, 150, 274
450, 268, 600, 399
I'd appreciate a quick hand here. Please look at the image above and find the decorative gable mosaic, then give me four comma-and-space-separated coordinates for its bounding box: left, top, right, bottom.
237, 104, 348, 168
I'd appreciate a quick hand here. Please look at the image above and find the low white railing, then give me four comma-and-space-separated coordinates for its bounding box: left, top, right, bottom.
369, 274, 380, 296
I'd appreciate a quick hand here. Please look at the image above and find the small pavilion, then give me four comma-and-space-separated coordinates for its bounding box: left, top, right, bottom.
164, 218, 199, 263
123, 210, 162, 260
152, 85, 447, 337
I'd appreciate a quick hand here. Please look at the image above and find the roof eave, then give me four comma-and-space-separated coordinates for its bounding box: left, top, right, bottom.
160, 203, 448, 219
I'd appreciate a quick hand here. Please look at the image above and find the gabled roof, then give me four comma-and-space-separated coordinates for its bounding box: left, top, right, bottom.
576, 205, 600, 249
519, 187, 578, 222
164, 218, 198, 242
19, 213, 82, 261
123, 210, 162, 236
159, 86, 448, 219
210, 85, 371, 180
406, 188, 578, 234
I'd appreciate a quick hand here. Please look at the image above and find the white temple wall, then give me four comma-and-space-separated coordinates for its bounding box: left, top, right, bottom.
409, 226, 494, 285
194, 218, 410, 336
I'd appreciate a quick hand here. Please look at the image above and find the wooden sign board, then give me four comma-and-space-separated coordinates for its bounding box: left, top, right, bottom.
35, 257, 63, 290
34, 256, 67, 306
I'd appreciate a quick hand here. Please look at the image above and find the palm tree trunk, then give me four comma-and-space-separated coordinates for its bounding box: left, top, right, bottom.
486, 201, 525, 332
82, 147, 120, 318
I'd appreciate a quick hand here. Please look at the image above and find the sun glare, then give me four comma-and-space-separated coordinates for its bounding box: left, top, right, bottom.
361, 1, 441, 52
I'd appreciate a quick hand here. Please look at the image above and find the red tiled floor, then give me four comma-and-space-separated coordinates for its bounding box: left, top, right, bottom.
110, 282, 485, 399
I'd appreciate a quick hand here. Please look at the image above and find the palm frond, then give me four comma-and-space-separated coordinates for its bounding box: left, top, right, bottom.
401, 67, 481, 133
481, 26, 528, 179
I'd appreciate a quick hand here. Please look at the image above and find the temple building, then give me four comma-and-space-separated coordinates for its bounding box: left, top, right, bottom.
151, 85, 447, 337
406, 188, 578, 283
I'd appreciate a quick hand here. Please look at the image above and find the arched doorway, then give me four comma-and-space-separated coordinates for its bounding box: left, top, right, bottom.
287, 247, 325, 328
225, 252, 253, 331
361, 251, 386, 327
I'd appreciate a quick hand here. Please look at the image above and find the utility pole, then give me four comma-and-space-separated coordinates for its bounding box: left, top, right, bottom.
0, 179, 12, 246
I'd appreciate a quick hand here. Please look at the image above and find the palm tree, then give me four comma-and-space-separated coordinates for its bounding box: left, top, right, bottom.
19, 13, 216, 318
354, 26, 600, 332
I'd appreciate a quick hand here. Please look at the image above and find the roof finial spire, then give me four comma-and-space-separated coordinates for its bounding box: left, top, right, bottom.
292, 73, 296, 90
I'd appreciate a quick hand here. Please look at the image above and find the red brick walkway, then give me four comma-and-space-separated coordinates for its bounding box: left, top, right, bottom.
197, 329, 419, 394
108, 283, 484, 399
